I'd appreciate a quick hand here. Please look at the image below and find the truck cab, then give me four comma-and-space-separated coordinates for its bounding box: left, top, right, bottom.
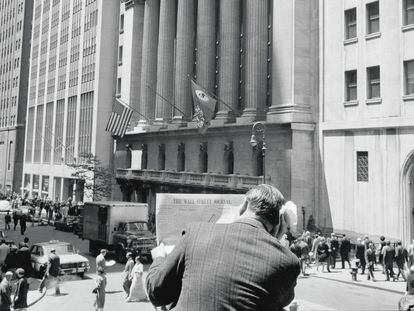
113, 221, 156, 262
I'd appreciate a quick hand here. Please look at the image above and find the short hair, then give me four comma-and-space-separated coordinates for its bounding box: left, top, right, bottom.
100, 249, 107, 254
245, 184, 284, 225
386, 241, 391, 246
380, 236, 385, 241
24, 237, 29, 243
397, 240, 402, 245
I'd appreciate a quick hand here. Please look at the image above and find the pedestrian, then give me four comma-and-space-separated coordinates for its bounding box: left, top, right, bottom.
13, 268, 28, 311
310, 234, 320, 263
316, 237, 331, 272
395, 240, 408, 281
0, 240, 9, 270
122, 252, 134, 297
38, 248, 61, 294
297, 238, 310, 276
96, 249, 107, 272
0, 271, 13, 311
378, 235, 386, 272
126, 256, 147, 302
146, 184, 300, 310
382, 241, 396, 281
408, 239, 414, 268
330, 234, 339, 268
340, 235, 351, 269
4, 213, 10, 231
93, 267, 106, 311
12, 212, 18, 231
365, 242, 376, 282
355, 238, 366, 274
19, 214, 26, 236
16, 243, 31, 276
22, 237, 29, 249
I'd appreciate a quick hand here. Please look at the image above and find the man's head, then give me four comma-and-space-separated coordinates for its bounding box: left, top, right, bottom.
0, 239, 5, 245
243, 184, 284, 225
24, 237, 29, 244
50, 248, 56, 254
368, 242, 374, 249
397, 240, 402, 246
386, 241, 391, 246
357, 238, 361, 244
4, 271, 12, 281
16, 268, 24, 278
126, 252, 133, 259
100, 249, 107, 257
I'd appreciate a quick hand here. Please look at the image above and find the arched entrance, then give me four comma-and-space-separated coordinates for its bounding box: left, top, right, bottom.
402, 151, 414, 244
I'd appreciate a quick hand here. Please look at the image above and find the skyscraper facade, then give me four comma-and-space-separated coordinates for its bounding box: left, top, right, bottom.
22, 0, 119, 201
0, 0, 33, 195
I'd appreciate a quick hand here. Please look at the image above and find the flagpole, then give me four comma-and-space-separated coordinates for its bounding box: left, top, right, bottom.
145, 85, 190, 119
188, 76, 241, 116
115, 97, 152, 124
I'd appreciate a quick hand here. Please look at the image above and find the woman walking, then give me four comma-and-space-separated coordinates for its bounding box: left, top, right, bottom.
93, 267, 106, 311
126, 256, 147, 302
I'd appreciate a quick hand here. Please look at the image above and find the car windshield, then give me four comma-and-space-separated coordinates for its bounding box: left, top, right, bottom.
44, 244, 75, 255
125, 222, 148, 232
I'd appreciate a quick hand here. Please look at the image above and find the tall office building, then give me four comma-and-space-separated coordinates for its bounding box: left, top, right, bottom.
319, 0, 414, 242
0, 0, 34, 195
114, 0, 319, 232
22, 0, 119, 201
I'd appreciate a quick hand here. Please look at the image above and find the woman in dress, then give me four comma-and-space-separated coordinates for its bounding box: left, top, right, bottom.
126, 256, 147, 302
93, 267, 107, 311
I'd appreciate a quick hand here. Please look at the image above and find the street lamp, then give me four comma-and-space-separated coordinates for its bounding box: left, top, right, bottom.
250, 122, 267, 184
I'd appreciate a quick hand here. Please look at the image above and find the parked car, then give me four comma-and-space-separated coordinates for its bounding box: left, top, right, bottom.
29, 240, 90, 278
54, 216, 79, 232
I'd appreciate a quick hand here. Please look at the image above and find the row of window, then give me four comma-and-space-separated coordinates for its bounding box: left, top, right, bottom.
345, 0, 414, 40
345, 60, 414, 101
0, 58, 19, 76
0, 115, 17, 128
0, 95, 18, 110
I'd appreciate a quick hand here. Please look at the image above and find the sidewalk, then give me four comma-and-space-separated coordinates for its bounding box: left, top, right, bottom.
302, 265, 406, 294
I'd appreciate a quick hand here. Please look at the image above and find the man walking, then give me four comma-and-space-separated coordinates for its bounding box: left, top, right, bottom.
4, 213, 10, 231
19, 215, 26, 236
330, 234, 339, 269
0, 271, 13, 311
356, 238, 366, 274
340, 235, 351, 269
146, 184, 300, 310
122, 253, 134, 297
365, 242, 376, 282
39, 249, 61, 294
12, 213, 18, 231
395, 241, 408, 281
382, 241, 396, 281
13, 268, 28, 311
96, 249, 107, 273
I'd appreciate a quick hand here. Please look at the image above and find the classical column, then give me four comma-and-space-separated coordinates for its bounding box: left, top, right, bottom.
216, 0, 241, 122
139, 0, 160, 123
238, 0, 269, 122
173, 0, 195, 122
195, 0, 217, 94
154, 0, 177, 123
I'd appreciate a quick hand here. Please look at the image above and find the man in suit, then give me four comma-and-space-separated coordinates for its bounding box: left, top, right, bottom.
340, 235, 351, 269
382, 241, 396, 281
0, 271, 13, 311
146, 184, 300, 311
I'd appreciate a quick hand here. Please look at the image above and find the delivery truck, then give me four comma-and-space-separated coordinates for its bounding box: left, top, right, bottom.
82, 201, 156, 263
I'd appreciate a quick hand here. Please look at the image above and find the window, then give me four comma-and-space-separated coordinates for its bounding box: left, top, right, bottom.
357, 152, 368, 182
141, 144, 148, 169
405, 60, 414, 95
119, 14, 124, 33
118, 46, 123, 65
405, 0, 414, 25
199, 143, 208, 173
224, 142, 234, 175
345, 70, 357, 101
345, 8, 357, 39
117, 78, 122, 95
367, 66, 380, 99
158, 144, 165, 170
177, 143, 185, 172
366, 2, 379, 34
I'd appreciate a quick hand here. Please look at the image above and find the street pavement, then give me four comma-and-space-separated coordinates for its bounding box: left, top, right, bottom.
1, 224, 408, 311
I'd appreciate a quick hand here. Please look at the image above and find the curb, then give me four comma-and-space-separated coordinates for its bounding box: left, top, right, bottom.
311, 274, 405, 295
27, 288, 47, 308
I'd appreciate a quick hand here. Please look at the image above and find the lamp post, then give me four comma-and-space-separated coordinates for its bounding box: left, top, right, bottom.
250, 122, 267, 184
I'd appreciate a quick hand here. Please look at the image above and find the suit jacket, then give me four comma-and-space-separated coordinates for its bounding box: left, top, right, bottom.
340, 239, 351, 255
13, 278, 28, 309
146, 218, 300, 311
0, 279, 11, 311
47, 253, 60, 277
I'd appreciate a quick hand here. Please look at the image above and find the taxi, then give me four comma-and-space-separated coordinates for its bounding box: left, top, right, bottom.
29, 240, 90, 278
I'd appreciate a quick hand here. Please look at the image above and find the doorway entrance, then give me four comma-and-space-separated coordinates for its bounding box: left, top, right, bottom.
402, 152, 414, 244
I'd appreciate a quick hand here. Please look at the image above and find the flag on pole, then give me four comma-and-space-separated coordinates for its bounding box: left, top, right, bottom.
105, 99, 133, 137
190, 79, 217, 134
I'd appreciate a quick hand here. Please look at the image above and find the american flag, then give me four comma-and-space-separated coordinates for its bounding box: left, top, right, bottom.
105, 99, 133, 137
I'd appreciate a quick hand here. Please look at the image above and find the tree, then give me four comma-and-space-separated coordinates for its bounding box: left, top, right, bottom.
67, 153, 114, 201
